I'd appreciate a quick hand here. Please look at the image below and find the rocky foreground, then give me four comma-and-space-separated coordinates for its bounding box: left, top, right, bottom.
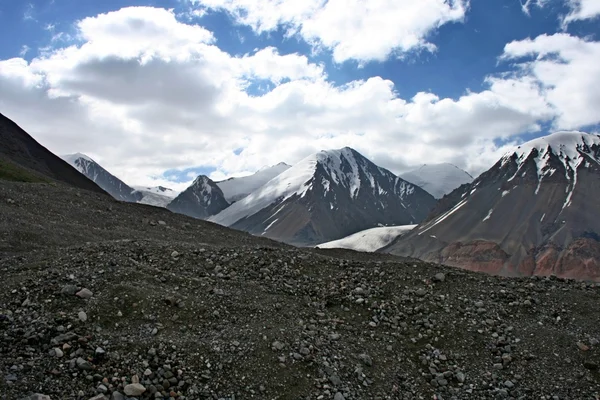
1, 182, 600, 400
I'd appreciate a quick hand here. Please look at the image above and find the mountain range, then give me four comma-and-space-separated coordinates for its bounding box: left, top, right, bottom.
2, 110, 600, 283
210, 147, 437, 245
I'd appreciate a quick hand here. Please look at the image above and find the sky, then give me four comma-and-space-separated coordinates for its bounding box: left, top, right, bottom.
0, 0, 599, 191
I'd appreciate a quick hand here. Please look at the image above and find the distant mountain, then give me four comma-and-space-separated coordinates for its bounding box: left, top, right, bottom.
216, 162, 291, 203
316, 225, 416, 252
132, 186, 178, 208
385, 131, 600, 281
62, 153, 141, 202
167, 175, 229, 219
210, 147, 437, 246
400, 163, 473, 199
0, 113, 105, 193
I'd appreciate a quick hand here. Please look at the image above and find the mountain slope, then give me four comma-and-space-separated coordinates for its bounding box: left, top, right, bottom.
132, 186, 178, 208
216, 162, 291, 202
62, 153, 142, 202
385, 131, 600, 281
167, 175, 230, 219
210, 147, 437, 246
316, 225, 416, 252
0, 113, 105, 193
400, 163, 473, 198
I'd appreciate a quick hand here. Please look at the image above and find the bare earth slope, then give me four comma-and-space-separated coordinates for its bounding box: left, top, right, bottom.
385, 132, 600, 281
1, 180, 600, 400
0, 113, 105, 194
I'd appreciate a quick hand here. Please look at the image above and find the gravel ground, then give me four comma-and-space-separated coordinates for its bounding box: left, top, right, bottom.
1, 181, 600, 400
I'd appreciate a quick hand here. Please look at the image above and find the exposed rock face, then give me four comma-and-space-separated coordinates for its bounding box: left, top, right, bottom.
62, 154, 142, 202
167, 175, 229, 219
211, 147, 437, 246
0, 113, 105, 194
385, 131, 600, 281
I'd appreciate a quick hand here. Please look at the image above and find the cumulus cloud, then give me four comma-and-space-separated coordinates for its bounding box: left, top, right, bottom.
501, 33, 600, 130
0, 6, 596, 191
194, 0, 469, 63
564, 0, 600, 24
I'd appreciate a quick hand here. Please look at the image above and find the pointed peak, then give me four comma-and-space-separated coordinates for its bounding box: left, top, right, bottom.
62, 153, 95, 164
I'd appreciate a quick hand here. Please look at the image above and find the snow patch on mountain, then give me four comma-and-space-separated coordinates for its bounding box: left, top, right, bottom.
316, 225, 416, 252
400, 163, 473, 199
217, 162, 290, 202
503, 131, 600, 209
133, 186, 178, 199
210, 155, 317, 227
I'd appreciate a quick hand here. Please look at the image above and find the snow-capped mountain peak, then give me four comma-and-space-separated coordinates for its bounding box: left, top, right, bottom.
61, 153, 141, 202
503, 131, 600, 180
216, 162, 291, 203
400, 163, 474, 199
167, 175, 229, 219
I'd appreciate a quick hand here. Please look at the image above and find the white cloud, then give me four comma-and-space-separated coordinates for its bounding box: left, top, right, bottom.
564, 0, 600, 24
0, 6, 595, 192
194, 0, 469, 63
501, 33, 600, 130
519, 0, 548, 16
19, 45, 30, 57
23, 3, 35, 21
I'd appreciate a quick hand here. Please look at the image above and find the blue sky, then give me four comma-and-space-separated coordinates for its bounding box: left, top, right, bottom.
0, 0, 599, 188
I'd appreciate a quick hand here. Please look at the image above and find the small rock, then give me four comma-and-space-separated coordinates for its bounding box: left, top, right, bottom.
433, 273, 446, 282
76, 357, 93, 371
456, 372, 465, 383
78, 311, 87, 322
111, 392, 125, 400
89, 395, 107, 400
76, 288, 93, 299
171, 251, 180, 258
415, 288, 427, 297
123, 383, 146, 396
19, 395, 51, 400
504, 380, 514, 388
334, 393, 345, 400
158, 220, 167, 226
54, 348, 64, 358
359, 353, 373, 366
272, 341, 285, 351
577, 342, 590, 351
61, 285, 80, 296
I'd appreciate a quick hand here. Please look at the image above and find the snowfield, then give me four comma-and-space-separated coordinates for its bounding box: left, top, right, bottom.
316, 225, 417, 252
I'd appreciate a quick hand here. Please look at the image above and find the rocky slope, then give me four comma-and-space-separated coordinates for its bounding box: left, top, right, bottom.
0, 113, 105, 194
216, 162, 291, 203
400, 163, 474, 199
385, 131, 600, 281
63, 154, 142, 203
1, 180, 600, 400
211, 147, 437, 246
167, 175, 229, 219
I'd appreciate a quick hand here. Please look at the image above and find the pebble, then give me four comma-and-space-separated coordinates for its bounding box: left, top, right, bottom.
20, 395, 51, 400
61, 285, 79, 295
76, 357, 93, 370
433, 273, 446, 282
272, 341, 285, 351
124, 383, 146, 396
54, 348, 64, 358
76, 288, 93, 299
334, 393, 345, 400
78, 311, 88, 322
